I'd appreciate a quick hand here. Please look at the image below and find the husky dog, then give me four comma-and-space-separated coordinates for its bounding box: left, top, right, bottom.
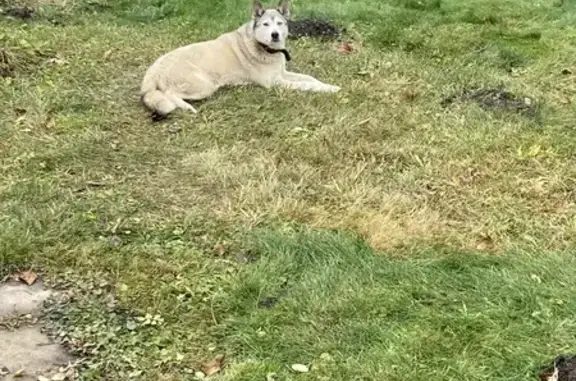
140, 0, 341, 119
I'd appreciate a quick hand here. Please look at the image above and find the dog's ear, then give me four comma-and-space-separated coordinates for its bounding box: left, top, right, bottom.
252, 0, 265, 18
277, 0, 290, 18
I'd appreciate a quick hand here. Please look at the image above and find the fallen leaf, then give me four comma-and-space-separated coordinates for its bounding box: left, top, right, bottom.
531, 274, 543, 283
201, 354, 225, 376
51, 373, 66, 381
475, 234, 494, 251
18, 270, 38, 286
47, 58, 68, 66
356, 69, 373, 77
128, 370, 142, 378
337, 41, 353, 54
214, 243, 226, 256
401, 90, 419, 102
291, 364, 310, 373
126, 320, 137, 331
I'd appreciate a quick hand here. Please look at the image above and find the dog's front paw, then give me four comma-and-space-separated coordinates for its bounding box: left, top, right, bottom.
325, 85, 341, 93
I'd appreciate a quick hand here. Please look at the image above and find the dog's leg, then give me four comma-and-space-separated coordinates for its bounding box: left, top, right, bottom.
283, 71, 341, 93
275, 78, 340, 93
168, 73, 219, 112
166, 91, 198, 113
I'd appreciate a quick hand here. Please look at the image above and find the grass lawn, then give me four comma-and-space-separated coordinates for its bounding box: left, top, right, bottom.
1, 0, 576, 379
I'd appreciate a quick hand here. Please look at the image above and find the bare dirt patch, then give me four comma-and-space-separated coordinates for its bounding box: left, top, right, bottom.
1, 5, 35, 20
288, 18, 341, 39
441, 87, 539, 119
0, 279, 74, 381
0, 281, 53, 317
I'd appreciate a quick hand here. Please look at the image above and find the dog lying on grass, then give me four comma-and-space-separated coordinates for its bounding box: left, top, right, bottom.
140, 0, 341, 119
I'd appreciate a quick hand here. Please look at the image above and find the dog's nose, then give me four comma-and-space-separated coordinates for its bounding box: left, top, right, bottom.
271, 32, 279, 40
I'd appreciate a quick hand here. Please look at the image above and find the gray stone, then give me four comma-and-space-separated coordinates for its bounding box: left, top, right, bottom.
0, 327, 71, 376
0, 281, 53, 318
0, 280, 72, 379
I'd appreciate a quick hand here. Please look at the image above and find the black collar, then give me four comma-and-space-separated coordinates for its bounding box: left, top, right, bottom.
258, 42, 291, 62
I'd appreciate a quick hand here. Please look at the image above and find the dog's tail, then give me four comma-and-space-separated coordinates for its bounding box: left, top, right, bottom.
140, 73, 176, 119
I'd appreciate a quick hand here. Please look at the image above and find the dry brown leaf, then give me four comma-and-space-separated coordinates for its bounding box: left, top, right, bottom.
475, 234, 495, 252
337, 41, 353, 54
47, 57, 68, 66
401, 90, 419, 102
214, 243, 226, 256
200, 354, 225, 376
18, 270, 38, 286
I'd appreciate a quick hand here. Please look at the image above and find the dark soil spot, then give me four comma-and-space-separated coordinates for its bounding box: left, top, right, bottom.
258, 296, 279, 309
0, 48, 21, 78
441, 86, 539, 120
288, 18, 341, 39
2, 5, 35, 20
539, 355, 576, 381
0, 47, 52, 78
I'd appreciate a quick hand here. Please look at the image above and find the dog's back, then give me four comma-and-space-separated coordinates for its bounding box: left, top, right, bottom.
140, 26, 252, 118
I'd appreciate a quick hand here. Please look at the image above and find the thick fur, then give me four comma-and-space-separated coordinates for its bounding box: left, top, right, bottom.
140, 0, 340, 117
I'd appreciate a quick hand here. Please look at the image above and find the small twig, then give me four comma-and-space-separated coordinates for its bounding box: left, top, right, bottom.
85, 181, 107, 187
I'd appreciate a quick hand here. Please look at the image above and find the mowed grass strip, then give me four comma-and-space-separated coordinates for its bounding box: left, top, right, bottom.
215, 229, 576, 381
0, 0, 575, 379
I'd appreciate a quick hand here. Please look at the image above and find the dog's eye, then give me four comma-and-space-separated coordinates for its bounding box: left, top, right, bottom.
277, 21, 283, 26
263, 22, 270, 26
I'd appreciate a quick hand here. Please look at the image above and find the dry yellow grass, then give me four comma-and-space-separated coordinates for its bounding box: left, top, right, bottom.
1, 1, 575, 259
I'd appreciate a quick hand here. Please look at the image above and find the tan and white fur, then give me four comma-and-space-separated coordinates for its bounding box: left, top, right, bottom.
140, 0, 340, 118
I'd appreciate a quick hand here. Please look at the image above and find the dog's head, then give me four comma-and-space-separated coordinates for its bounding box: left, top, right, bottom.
251, 0, 290, 49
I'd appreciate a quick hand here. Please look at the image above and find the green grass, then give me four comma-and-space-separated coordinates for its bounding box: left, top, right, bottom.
1, 0, 576, 379
215, 229, 576, 381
